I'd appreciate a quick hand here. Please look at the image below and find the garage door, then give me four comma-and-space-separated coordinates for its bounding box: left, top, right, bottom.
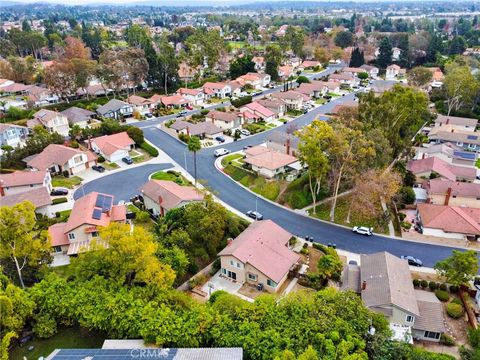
71, 163, 86, 174
109, 150, 127, 163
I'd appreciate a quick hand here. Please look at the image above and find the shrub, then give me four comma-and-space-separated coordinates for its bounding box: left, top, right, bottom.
140, 142, 159, 157
52, 197, 68, 205
399, 186, 415, 204
446, 302, 464, 319
97, 155, 105, 163
70, 140, 79, 148
435, 290, 450, 302
211, 258, 221, 275
135, 211, 151, 223
401, 221, 412, 230
62, 170, 70, 178
439, 283, 448, 291
303, 242, 309, 248
440, 333, 455, 346
289, 236, 297, 247
429, 281, 438, 291
413, 279, 420, 287
178, 133, 190, 143
231, 95, 252, 108
468, 327, 480, 348
449, 285, 459, 293
300, 248, 309, 255
420, 280, 428, 288
398, 213, 406, 221
200, 109, 209, 116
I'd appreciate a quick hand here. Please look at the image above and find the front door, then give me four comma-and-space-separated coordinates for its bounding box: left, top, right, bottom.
227, 270, 237, 280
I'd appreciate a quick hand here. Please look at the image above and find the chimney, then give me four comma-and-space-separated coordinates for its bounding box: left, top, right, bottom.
361, 281, 367, 291
422, 153, 426, 159
286, 137, 291, 155
444, 187, 452, 206
227, 238, 233, 246
0, 180, 4, 197
446, 118, 449, 125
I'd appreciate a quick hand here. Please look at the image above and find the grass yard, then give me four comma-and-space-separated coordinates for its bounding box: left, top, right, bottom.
309, 195, 389, 234
55, 209, 71, 222
278, 173, 329, 209
221, 153, 244, 167
476, 158, 480, 169
52, 175, 82, 189
151, 170, 191, 185
315, 98, 327, 105
10, 327, 105, 360
128, 203, 156, 233
103, 162, 119, 170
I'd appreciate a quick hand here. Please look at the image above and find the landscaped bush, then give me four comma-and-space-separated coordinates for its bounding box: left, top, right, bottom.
70, 140, 79, 148
178, 133, 190, 143
140, 142, 159, 157
399, 186, 415, 204
435, 290, 450, 302
420, 280, 428, 288
398, 213, 406, 221
289, 236, 297, 247
97, 155, 105, 163
439, 283, 448, 291
200, 109, 209, 116
449, 285, 459, 293
300, 248, 309, 255
401, 221, 412, 230
52, 197, 68, 205
446, 302, 464, 319
135, 211, 151, 223
413, 279, 420, 287
303, 242, 309, 249
440, 333, 456, 346
231, 95, 252, 108
62, 170, 70, 178
429, 281, 438, 291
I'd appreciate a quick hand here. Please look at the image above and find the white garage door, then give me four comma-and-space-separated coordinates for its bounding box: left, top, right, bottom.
109, 150, 128, 163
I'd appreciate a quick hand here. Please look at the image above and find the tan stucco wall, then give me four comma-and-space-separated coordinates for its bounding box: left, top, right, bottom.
220, 255, 245, 282
429, 194, 480, 208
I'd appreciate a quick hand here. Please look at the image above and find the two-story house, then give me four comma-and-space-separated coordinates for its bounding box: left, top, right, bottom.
96, 99, 133, 120
176, 88, 205, 106
270, 91, 308, 111
28, 110, 70, 137
0, 170, 52, 196
203, 82, 232, 99
240, 102, 275, 123
127, 95, 155, 115
0, 123, 29, 150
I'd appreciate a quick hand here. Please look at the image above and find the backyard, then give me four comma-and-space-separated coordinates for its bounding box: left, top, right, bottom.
150, 170, 191, 185
52, 175, 82, 189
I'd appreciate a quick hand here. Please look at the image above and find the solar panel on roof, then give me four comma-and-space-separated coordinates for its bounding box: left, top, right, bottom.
95, 194, 113, 212
92, 208, 102, 220
453, 150, 476, 160
467, 135, 478, 140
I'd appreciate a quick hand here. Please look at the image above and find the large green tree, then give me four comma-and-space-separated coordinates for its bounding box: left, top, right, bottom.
377, 37, 393, 69
443, 62, 480, 116
265, 44, 283, 81
229, 55, 255, 79
434, 250, 478, 287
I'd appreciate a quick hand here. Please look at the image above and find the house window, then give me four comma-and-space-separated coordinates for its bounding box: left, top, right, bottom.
456, 142, 464, 146
53, 246, 62, 253
229, 260, 242, 268
267, 279, 277, 288
221, 268, 226, 275
91, 231, 99, 238
248, 273, 258, 282
406, 315, 414, 323
68, 233, 75, 240
424, 331, 440, 340
74, 155, 83, 164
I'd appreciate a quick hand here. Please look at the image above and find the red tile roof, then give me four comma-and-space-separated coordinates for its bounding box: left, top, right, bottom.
139, 180, 203, 211
27, 144, 96, 171
426, 178, 480, 198
407, 157, 476, 181
127, 95, 153, 106
0, 170, 48, 187
91, 132, 135, 156
243, 102, 275, 118
218, 220, 300, 283
418, 203, 480, 235
48, 223, 70, 247
244, 147, 298, 171
161, 95, 189, 106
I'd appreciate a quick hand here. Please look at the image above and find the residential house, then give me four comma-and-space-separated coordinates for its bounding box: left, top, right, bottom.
76, 84, 111, 98
203, 82, 232, 99
127, 95, 155, 115
28, 110, 70, 137
278, 65, 294, 79
27, 144, 97, 175
96, 99, 133, 120
392, 47, 402, 61
329, 73, 358, 87
47, 192, 126, 255
89, 132, 135, 163
407, 157, 477, 182
139, 180, 203, 217
236, 73, 271, 89
257, 99, 286, 117
244, 145, 301, 179
297, 82, 325, 99
343, 252, 445, 343
252, 56, 265, 72
176, 88, 205, 106
159, 94, 190, 109
170, 120, 223, 139
386, 64, 406, 80
61, 107, 96, 129
226, 80, 243, 97
205, 110, 243, 130
341, 67, 366, 76
0, 187, 53, 217
0, 82, 30, 95
428, 125, 480, 152
433, 115, 478, 132
178, 62, 200, 82
240, 102, 275, 122
413, 143, 477, 167
424, 178, 480, 209
428, 67, 444, 87
300, 60, 321, 70
26, 85, 59, 106
417, 203, 480, 241
266, 131, 299, 156
270, 91, 307, 111
0, 170, 52, 196
0, 123, 29, 150
218, 220, 300, 293
360, 64, 379, 78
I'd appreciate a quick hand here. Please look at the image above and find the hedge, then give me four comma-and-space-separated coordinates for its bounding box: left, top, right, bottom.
413, 279, 420, 287
52, 197, 68, 205
440, 333, 455, 346
140, 142, 159, 157
446, 302, 464, 319
420, 280, 428, 288
428, 281, 438, 291
435, 290, 449, 302
231, 95, 252, 108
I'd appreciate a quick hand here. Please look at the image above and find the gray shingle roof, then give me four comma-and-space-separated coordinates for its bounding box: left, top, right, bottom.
97, 99, 130, 115
61, 107, 95, 124
413, 290, 446, 333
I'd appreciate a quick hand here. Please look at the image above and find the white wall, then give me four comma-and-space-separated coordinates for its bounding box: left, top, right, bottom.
423, 227, 465, 240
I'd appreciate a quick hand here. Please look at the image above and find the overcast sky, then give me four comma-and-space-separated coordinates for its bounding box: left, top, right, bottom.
11, 0, 426, 4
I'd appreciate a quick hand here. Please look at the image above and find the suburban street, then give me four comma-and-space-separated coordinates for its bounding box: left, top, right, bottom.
75, 80, 473, 268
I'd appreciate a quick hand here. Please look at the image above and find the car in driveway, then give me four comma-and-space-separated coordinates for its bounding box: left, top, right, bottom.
51, 187, 69, 196
214, 148, 230, 157
122, 156, 133, 165
92, 165, 105, 173
215, 136, 226, 143
352, 226, 373, 236
401, 255, 423, 267
177, 110, 187, 117
240, 129, 250, 136
246, 210, 263, 220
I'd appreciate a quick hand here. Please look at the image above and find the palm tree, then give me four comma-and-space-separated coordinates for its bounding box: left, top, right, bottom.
187, 136, 202, 186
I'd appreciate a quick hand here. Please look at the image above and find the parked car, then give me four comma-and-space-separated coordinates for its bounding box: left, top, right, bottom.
243, 145, 253, 150
240, 129, 251, 136
246, 210, 263, 220
145, 113, 153, 118
50, 188, 68, 196
352, 226, 373, 236
122, 156, 133, 165
186, 105, 193, 110
92, 165, 105, 173
214, 148, 230, 157
177, 110, 187, 117
215, 136, 226, 143
401, 255, 423, 267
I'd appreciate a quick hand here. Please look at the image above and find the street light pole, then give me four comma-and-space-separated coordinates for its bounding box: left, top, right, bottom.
184, 148, 188, 172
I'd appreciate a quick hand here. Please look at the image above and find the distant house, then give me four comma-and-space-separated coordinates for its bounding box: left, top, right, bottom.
176, 88, 205, 106
433, 115, 478, 132
0, 123, 29, 150
218, 220, 300, 293
266, 131, 299, 156
0, 187, 53, 217
252, 56, 265, 72
428, 125, 480, 152
26, 85, 59, 106
413, 143, 477, 167
0, 170, 52, 196
270, 91, 308, 111
329, 73, 358, 87
27, 144, 97, 175
417, 203, 480, 241
240, 102, 275, 122
28, 109, 70, 137
300, 60, 321, 70
392, 47, 402, 61
170, 120, 223, 139
296, 82, 326, 98
343, 252, 446, 343
278, 65, 294, 79
257, 98, 286, 117
139, 180, 203, 217
127, 95, 155, 115
203, 82, 232, 98
48, 192, 126, 255
360, 64, 379, 78
205, 110, 243, 130
243, 145, 301, 179
407, 157, 476, 182
424, 178, 480, 209
386, 64, 406, 80
61, 107, 96, 129
89, 132, 135, 163
236, 73, 271, 89
159, 94, 190, 109
96, 99, 133, 120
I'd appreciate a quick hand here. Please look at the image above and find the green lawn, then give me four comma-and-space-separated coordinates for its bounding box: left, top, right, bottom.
55, 209, 71, 222
52, 176, 82, 189
316, 98, 327, 105
221, 153, 244, 167
476, 158, 480, 169
309, 195, 389, 234
103, 162, 119, 170
10, 327, 105, 360
151, 170, 190, 185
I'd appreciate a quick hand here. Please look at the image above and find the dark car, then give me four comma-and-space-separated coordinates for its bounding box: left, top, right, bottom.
215, 136, 226, 143
401, 255, 423, 267
122, 156, 133, 165
50, 188, 68, 196
92, 165, 105, 173
246, 210, 263, 220
145, 113, 153, 118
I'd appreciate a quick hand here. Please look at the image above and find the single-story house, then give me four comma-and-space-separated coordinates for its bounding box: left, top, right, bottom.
278, 65, 294, 79
139, 180, 203, 217
26, 144, 97, 175
170, 120, 223, 139
424, 178, 480, 209
329, 73, 358, 87
0, 123, 29, 150
360, 64, 379, 78
159, 94, 191, 109
0, 186, 53, 217
206, 110, 243, 130
97, 99, 133, 120
428, 125, 480, 152
244, 145, 301, 179
176, 88, 205, 105
300, 60, 321, 70
127, 95, 155, 115
266, 131, 299, 156
417, 203, 480, 241
218, 220, 300, 293
0, 170, 52, 196
61, 107, 96, 129
28, 109, 70, 137
48, 191, 126, 255
26, 85, 59, 106
89, 132, 135, 163
240, 102, 275, 122
433, 115, 478, 132
407, 157, 477, 182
